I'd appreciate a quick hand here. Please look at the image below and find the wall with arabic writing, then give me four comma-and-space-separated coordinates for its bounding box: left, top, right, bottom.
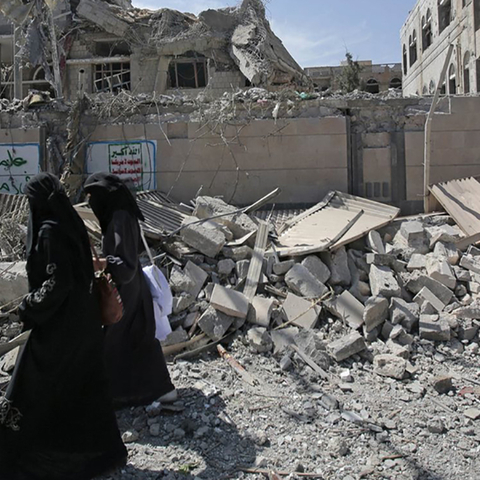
85, 141, 157, 191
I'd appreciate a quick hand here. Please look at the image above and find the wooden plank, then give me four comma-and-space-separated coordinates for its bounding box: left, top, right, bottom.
243, 220, 269, 301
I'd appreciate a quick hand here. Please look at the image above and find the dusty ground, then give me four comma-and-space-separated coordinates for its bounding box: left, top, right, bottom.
97, 332, 480, 480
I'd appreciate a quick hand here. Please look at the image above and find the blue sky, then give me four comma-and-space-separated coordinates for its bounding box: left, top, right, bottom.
131, 0, 418, 67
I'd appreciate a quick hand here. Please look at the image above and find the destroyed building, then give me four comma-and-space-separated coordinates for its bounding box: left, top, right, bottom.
401, 0, 479, 96
0, 0, 309, 101
305, 60, 403, 93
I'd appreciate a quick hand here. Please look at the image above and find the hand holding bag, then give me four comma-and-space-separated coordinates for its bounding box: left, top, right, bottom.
90, 240, 124, 326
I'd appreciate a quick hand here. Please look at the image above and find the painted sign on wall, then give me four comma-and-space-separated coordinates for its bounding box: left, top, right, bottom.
86, 140, 157, 191
0, 143, 41, 195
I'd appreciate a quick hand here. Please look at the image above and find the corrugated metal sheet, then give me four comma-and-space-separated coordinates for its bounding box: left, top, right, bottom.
274, 191, 400, 257
254, 208, 305, 232
429, 177, 480, 236
0, 193, 28, 220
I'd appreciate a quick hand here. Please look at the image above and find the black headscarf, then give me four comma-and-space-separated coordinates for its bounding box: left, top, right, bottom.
24, 173, 93, 288
84, 173, 144, 234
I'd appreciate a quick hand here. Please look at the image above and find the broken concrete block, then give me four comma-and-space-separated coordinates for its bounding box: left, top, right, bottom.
453, 266, 471, 282
282, 292, 320, 329
270, 327, 299, 355
407, 254, 426, 271
414, 287, 445, 313
398, 221, 428, 253
386, 339, 410, 359
170, 266, 196, 294
419, 315, 451, 341
405, 274, 454, 305
324, 247, 351, 286
389, 324, 414, 346
328, 331, 366, 362
172, 293, 195, 314
247, 296, 275, 328
432, 375, 453, 394
294, 330, 330, 370
363, 296, 388, 332
184, 261, 209, 299
435, 242, 459, 266
469, 282, 480, 294
367, 230, 385, 254
458, 320, 479, 341
453, 302, 480, 320
162, 328, 189, 347
273, 259, 295, 276
464, 408, 480, 420
325, 290, 364, 329
217, 259, 236, 276
235, 259, 251, 280
365, 253, 406, 274
77, 0, 130, 36
285, 264, 327, 298
210, 284, 249, 319
198, 306, 235, 341
389, 297, 419, 331
426, 255, 456, 290
194, 196, 257, 239
301, 255, 331, 284
0, 262, 28, 305
223, 246, 253, 261
460, 254, 480, 275
374, 354, 406, 380
181, 218, 226, 258
369, 265, 401, 298
247, 327, 273, 353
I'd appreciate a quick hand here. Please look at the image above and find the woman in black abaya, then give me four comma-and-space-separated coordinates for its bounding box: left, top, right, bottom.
84, 173, 175, 408
0, 173, 127, 480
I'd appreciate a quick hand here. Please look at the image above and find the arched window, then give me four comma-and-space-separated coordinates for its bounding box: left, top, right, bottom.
422, 9, 433, 51
403, 45, 408, 75
449, 63, 456, 94
390, 78, 402, 89
429, 80, 436, 94
410, 31, 418, 66
438, 0, 452, 34
464, 51, 471, 94
33, 67, 46, 81
365, 79, 380, 94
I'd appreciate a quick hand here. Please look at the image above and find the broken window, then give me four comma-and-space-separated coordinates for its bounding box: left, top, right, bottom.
438, 0, 452, 33
449, 63, 457, 94
464, 51, 471, 94
422, 10, 433, 51
95, 41, 131, 57
429, 80, 436, 94
440, 81, 446, 95
409, 31, 418, 66
403, 45, 408, 75
365, 79, 379, 94
168, 55, 207, 89
94, 62, 131, 93
389, 78, 402, 89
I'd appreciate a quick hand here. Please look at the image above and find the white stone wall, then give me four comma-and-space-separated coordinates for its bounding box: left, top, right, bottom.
400, 0, 477, 96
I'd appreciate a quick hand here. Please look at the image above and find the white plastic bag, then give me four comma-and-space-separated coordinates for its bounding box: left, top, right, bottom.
142, 265, 173, 341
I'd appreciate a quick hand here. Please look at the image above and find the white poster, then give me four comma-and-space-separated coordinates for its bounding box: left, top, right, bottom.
86, 140, 157, 191
0, 143, 41, 195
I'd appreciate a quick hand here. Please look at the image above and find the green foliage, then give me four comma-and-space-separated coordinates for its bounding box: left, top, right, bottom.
338, 52, 363, 93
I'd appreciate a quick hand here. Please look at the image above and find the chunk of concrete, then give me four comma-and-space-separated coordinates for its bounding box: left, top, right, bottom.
419, 314, 451, 341
184, 261, 209, 298
328, 331, 366, 362
321, 247, 351, 286
273, 259, 295, 275
369, 265, 401, 298
426, 255, 456, 290
247, 327, 273, 353
210, 284, 249, 319
386, 339, 410, 359
413, 287, 445, 313
453, 265, 471, 282
301, 255, 331, 284
217, 259, 235, 276
398, 221, 428, 253
363, 296, 389, 332
162, 328, 189, 347
367, 230, 385, 254
285, 264, 327, 298
405, 274, 454, 305
452, 302, 480, 319
0, 262, 28, 304
235, 259, 251, 280
247, 296, 275, 328
365, 253, 406, 274
194, 196, 257, 239
170, 266, 196, 294
389, 297, 419, 331
223, 246, 253, 261
181, 218, 226, 258
198, 306, 235, 341
407, 254, 426, 271
282, 292, 321, 329
270, 327, 299, 355
294, 329, 330, 370
435, 242, 459, 266
374, 354, 406, 380
325, 290, 364, 329
172, 293, 195, 314
459, 254, 480, 275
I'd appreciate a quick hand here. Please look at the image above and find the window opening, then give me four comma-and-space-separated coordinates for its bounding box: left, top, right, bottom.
390, 78, 402, 89
438, 0, 452, 33
168, 55, 207, 89
403, 45, 408, 75
422, 10, 433, 51
94, 62, 131, 93
365, 79, 379, 94
464, 51, 471, 93
448, 63, 456, 94
409, 31, 418, 66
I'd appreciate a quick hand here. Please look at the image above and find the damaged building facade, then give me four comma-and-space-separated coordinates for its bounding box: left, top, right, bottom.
401, 0, 480, 96
0, 0, 309, 100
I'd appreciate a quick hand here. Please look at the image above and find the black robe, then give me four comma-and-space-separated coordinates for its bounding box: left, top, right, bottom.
102, 209, 174, 407
0, 223, 127, 480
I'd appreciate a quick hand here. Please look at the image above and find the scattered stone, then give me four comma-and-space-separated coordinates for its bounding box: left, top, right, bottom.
363, 296, 388, 332
419, 315, 451, 341
210, 284, 249, 318
464, 408, 480, 420
373, 354, 407, 379
427, 419, 445, 434
369, 265, 401, 298
122, 430, 139, 443
414, 287, 445, 313
248, 296, 275, 328
405, 274, 454, 305
426, 255, 456, 289
273, 259, 295, 275
162, 328, 189, 346
270, 327, 299, 355
169, 266, 195, 294
217, 258, 235, 276
328, 331, 366, 362
181, 218, 226, 258
285, 264, 327, 298
432, 375, 453, 394
386, 339, 410, 359
321, 247, 351, 286
247, 327, 273, 353
389, 297, 419, 331
367, 230, 385, 254
282, 292, 321, 329
198, 306, 235, 340
301, 255, 331, 284
184, 261, 209, 298
325, 290, 364, 329
407, 253, 426, 271
453, 265, 471, 282
223, 245, 253, 261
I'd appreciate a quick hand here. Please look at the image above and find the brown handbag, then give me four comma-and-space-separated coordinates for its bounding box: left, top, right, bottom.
90, 241, 124, 326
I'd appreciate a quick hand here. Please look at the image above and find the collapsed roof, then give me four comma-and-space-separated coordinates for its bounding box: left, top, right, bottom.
1, 0, 310, 90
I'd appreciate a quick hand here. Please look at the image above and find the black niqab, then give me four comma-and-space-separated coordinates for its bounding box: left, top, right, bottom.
24, 173, 92, 288
84, 173, 144, 234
